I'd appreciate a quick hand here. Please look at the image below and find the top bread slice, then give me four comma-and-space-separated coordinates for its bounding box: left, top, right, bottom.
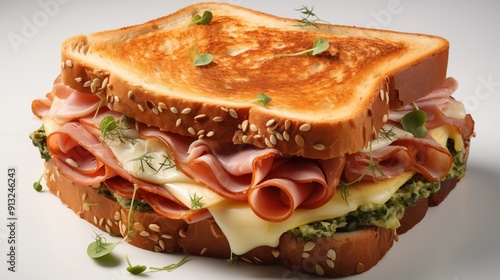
59, 2, 449, 159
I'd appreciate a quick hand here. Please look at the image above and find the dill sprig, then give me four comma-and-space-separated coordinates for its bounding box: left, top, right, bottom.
295, 6, 331, 29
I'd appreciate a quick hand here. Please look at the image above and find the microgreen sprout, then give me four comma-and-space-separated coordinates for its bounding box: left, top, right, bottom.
189, 193, 206, 210
190, 10, 213, 25
158, 153, 177, 172
99, 114, 137, 145
189, 44, 213, 66
401, 108, 428, 138
33, 172, 44, 192
226, 253, 240, 265
124, 251, 147, 275
251, 92, 272, 106
276, 38, 330, 57
87, 233, 122, 259
150, 255, 190, 271
295, 6, 331, 29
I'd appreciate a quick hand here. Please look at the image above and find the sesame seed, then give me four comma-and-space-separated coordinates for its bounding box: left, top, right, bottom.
206, 131, 215, 137
149, 224, 160, 232
271, 249, 280, 258
250, 124, 258, 132
269, 134, 277, 145
285, 120, 291, 130
302, 252, 310, 259
315, 264, 325, 276
313, 143, 325, 151
295, 134, 305, 146
266, 119, 275, 127
90, 78, 101, 93
220, 106, 229, 112
101, 77, 109, 89
83, 80, 92, 88
114, 211, 121, 221
242, 135, 248, 143
140, 231, 150, 237
133, 222, 145, 231
128, 91, 135, 99
179, 229, 187, 238
326, 259, 335, 268
197, 129, 205, 136
106, 219, 113, 227
213, 116, 223, 122
187, 127, 196, 135
200, 247, 208, 255
137, 104, 145, 112
113, 95, 120, 103
299, 123, 311, 132
265, 137, 273, 148
283, 131, 290, 141
162, 234, 173, 239
159, 239, 166, 250
229, 109, 238, 119
152, 107, 159, 115
194, 114, 207, 122
383, 113, 388, 123
210, 223, 222, 238
181, 108, 192, 114
303, 241, 315, 251
327, 249, 336, 260
61, 61, 65, 69
385, 91, 390, 105
105, 225, 111, 233
158, 102, 167, 109
275, 132, 283, 141
93, 216, 98, 225
242, 120, 249, 132
379, 89, 385, 102
176, 118, 182, 127
75, 77, 82, 83
82, 193, 87, 201
65, 59, 73, 68
170, 107, 179, 114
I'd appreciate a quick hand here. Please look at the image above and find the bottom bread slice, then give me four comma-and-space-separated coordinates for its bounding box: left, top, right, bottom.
43, 160, 460, 278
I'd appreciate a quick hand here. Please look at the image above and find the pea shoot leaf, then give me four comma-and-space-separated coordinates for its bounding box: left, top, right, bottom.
401, 109, 428, 138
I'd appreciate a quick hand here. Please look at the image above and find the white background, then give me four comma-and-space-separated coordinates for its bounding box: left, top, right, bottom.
1, 0, 499, 279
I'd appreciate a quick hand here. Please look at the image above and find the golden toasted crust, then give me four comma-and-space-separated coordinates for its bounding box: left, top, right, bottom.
59, 2, 449, 159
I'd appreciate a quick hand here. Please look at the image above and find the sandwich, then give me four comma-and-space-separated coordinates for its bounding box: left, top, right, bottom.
29, 2, 475, 277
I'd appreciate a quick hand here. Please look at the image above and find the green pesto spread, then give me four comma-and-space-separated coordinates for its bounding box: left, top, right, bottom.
290, 139, 466, 241
29, 126, 51, 162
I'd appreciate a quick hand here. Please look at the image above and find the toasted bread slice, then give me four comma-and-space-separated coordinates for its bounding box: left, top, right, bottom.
60, 2, 449, 159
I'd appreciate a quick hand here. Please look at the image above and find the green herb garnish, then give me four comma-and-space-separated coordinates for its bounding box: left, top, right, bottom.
276, 38, 330, 57
189, 193, 206, 210
99, 115, 137, 145
191, 10, 213, 25
252, 92, 272, 106
129, 153, 157, 173
125, 252, 147, 275
226, 253, 240, 265
33, 172, 44, 192
189, 44, 213, 66
150, 255, 190, 271
87, 233, 122, 259
401, 109, 428, 138
295, 6, 330, 29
